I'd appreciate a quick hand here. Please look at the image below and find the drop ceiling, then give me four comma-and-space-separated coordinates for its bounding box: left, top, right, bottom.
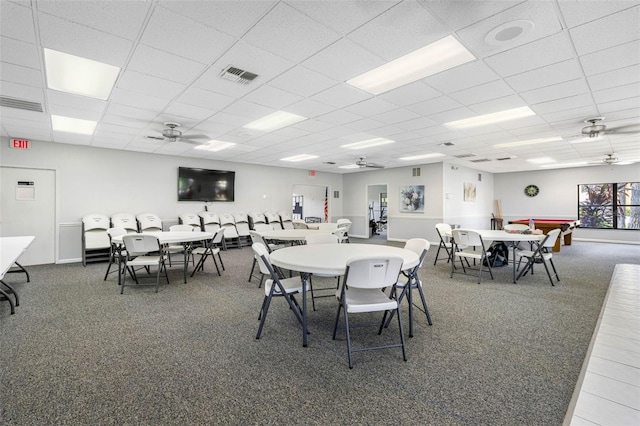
1, 0, 639, 173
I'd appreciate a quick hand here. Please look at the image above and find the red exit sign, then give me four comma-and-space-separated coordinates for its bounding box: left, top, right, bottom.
11, 139, 30, 149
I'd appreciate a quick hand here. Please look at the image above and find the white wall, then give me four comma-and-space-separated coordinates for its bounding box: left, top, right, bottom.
494, 163, 640, 244
443, 163, 495, 229
1, 139, 343, 261
343, 163, 445, 242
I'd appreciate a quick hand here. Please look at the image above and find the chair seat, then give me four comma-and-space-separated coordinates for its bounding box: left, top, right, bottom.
516, 250, 552, 261
341, 288, 398, 313
455, 248, 490, 260
126, 255, 166, 266
191, 246, 219, 256
264, 277, 303, 296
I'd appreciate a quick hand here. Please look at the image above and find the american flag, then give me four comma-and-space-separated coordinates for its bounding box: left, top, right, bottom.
324, 187, 328, 222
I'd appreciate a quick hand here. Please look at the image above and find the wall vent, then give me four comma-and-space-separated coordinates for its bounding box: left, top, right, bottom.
412, 167, 421, 177
220, 66, 258, 84
333, 191, 339, 198
496, 156, 514, 161
470, 158, 491, 163
454, 153, 476, 158
0, 96, 43, 112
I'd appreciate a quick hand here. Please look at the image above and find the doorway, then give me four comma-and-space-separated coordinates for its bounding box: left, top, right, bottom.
1, 166, 56, 265
367, 184, 387, 240
292, 184, 328, 223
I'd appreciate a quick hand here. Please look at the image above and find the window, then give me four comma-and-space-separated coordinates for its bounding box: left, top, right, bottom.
578, 182, 640, 229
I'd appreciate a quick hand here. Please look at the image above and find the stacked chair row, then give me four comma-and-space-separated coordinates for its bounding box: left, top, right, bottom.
81, 210, 297, 265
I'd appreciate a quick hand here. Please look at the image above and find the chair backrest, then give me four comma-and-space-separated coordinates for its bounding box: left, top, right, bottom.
404, 238, 430, 266
122, 234, 161, 257
136, 213, 162, 232
82, 214, 110, 231
336, 219, 352, 233
249, 231, 271, 252
248, 212, 266, 229
82, 214, 111, 249
253, 223, 274, 232
452, 229, 483, 248
264, 211, 282, 229
111, 213, 138, 233
305, 233, 339, 245
219, 213, 239, 237
344, 256, 403, 290
179, 213, 202, 230
504, 223, 530, 232
169, 224, 194, 232
219, 213, 235, 226
252, 242, 277, 277
293, 220, 308, 229
333, 228, 347, 242
435, 223, 452, 239
542, 229, 562, 249
234, 213, 251, 236
212, 227, 226, 245
198, 211, 221, 232
107, 227, 127, 240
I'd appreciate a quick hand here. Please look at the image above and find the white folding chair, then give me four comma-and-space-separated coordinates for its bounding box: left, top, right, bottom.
136, 213, 162, 232
233, 212, 252, 246
450, 229, 494, 284
248, 212, 267, 230
516, 229, 561, 286
253, 243, 304, 340
336, 219, 352, 243
121, 234, 169, 294
333, 255, 406, 369
165, 224, 195, 267
219, 213, 241, 248
277, 210, 294, 230
104, 227, 128, 282
191, 228, 226, 277
248, 231, 284, 286
179, 213, 202, 230
81, 214, 111, 266
434, 223, 454, 265
111, 213, 138, 234
264, 211, 282, 230
384, 238, 432, 337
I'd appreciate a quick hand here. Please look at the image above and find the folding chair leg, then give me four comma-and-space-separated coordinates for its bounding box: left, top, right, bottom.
1, 280, 19, 307
256, 295, 272, 339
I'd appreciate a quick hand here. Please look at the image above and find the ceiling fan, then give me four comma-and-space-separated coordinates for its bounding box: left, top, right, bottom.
580, 117, 640, 138
355, 157, 385, 169
145, 122, 210, 145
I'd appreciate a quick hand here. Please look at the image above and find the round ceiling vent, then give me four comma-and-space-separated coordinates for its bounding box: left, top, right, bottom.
484, 20, 535, 46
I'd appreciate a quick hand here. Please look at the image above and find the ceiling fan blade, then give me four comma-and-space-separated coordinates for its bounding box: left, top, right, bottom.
145, 135, 165, 141
180, 134, 210, 140
366, 163, 385, 169
608, 129, 640, 135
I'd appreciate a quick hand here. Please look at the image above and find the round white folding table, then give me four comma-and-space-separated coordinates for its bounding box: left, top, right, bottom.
269, 243, 419, 347
259, 228, 334, 243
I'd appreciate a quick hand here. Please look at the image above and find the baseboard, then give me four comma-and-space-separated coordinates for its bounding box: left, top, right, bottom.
573, 238, 640, 245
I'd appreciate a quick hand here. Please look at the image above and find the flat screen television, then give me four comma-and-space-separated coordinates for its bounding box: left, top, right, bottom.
178, 167, 235, 202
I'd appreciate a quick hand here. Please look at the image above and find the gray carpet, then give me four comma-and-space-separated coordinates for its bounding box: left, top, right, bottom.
1, 239, 638, 425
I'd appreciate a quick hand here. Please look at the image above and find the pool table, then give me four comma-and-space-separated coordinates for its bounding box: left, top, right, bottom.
509, 219, 580, 252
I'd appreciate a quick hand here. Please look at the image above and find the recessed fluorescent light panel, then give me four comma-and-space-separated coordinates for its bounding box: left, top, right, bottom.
540, 162, 588, 168
341, 137, 395, 150
493, 136, 562, 148
44, 48, 120, 100
51, 115, 97, 135
280, 154, 318, 162
243, 111, 307, 132
527, 157, 555, 164
194, 140, 236, 152
445, 106, 536, 129
399, 153, 445, 161
346, 35, 475, 95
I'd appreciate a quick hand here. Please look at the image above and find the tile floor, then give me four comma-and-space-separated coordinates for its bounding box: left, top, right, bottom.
567, 264, 640, 425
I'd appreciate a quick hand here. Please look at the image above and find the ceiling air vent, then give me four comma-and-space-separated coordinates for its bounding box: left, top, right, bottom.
453, 153, 476, 158
220, 66, 258, 85
470, 158, 491, 163
0, 96, 43, 112
497, 156, 514, 161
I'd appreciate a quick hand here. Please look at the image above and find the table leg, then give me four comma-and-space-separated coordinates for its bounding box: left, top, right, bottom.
512, 246, 517, 283
302, 272, 309, 347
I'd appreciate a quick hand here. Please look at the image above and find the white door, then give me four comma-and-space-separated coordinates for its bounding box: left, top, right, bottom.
0, 166, 56, 265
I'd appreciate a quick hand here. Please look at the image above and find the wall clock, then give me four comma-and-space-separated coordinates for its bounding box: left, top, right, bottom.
524, 184, 539, 197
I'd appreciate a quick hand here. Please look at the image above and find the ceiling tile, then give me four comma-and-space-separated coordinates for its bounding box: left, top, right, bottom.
505, 59, 583, 92
116, 70, 187, 101
312, 84, 371, 109
424, 61, 500, 93
0, 36, 41, 69
347, 1, 449, 60
449, 80, 515, 105
485, 33, 575, 78
158, 0, 276, 38
531, 93, 595, 115
587, 64, 640, 91
593, 83, 640, 104
569, 6, 640, 56
0, 62, 43, 88
243, 2, 340, 62
558, 0, 640, 28
343, 97, 397, 117
406, 96, 462, 116
423, 0, 524, 31
268, 65, 337, 98
242, 85, 304, 109
37, 0, 152, 41
580, 40, 640, 76
456, 1, 563, 57
302, 38, 385, 81
141, 6, 235, 64
0, 1, 36, 43
520, 79, 590, 105
37, 12, 133, 67
127, 45, 208, 85
175, 87, 235, 111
